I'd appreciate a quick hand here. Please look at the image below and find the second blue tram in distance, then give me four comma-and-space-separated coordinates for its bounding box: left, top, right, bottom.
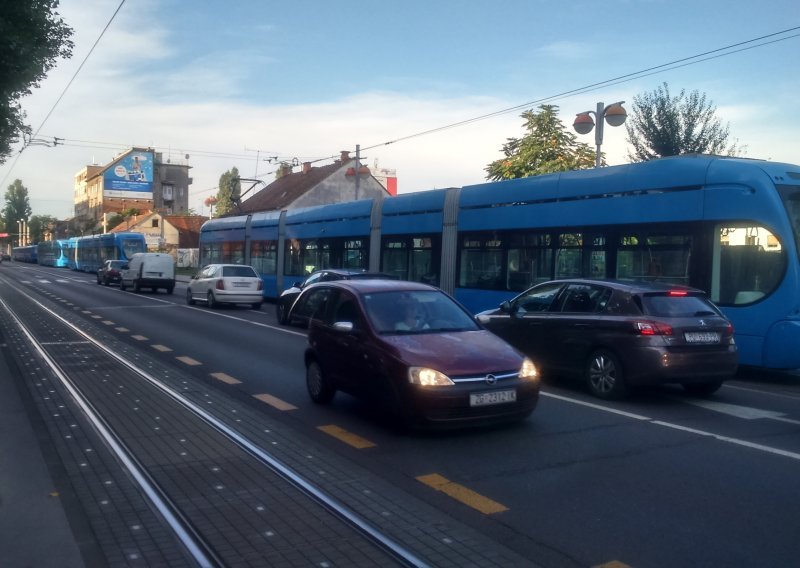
199, 154, 800, 370
70, 232, 146, 272
37, 239, 71, 267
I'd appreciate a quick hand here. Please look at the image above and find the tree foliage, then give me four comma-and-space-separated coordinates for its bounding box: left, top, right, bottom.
625, 82, 740, 161
2, 179, 33, 232
0, 1, 74, 163
216, 167, 241, 217
485, 105, 597, 181
28, 214, 57, 242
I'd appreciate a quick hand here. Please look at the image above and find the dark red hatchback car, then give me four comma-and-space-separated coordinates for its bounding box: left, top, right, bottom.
302, 280, 541, 428
477, 279, 738, 399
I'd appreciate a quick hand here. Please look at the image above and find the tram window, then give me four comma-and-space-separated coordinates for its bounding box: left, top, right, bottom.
713, 225, 785, 305
250, 240, 277, 275
459, 234, 504, 289
382, 240, 408, 280
616, 233, 691, 284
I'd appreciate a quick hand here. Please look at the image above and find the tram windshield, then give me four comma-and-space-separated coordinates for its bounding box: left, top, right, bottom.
778, 185, 800, 262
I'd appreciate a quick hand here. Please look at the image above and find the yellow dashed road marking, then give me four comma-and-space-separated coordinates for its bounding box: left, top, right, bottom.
253, 393, 297, 411
176, 356, 201, 366
91, 315, 102, 319
151, 344, 172, 352
131, 335, 148, 341
210, 372, 242, 385
102, 320, 114, 325
317, 424, 376, 449
416, 473, 508, 514
115, 327, 129, 332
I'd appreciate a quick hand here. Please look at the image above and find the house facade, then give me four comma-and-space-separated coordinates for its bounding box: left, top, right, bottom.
234, 151, 392, 215
74, 147, 192, 228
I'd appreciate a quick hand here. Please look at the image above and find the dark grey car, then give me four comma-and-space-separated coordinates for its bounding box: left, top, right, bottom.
476, 279, 738, 399
276, 269, 393, 324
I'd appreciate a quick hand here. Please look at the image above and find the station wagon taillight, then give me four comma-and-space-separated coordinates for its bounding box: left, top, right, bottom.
635, 321, 673, 336
216, 280, 225, 290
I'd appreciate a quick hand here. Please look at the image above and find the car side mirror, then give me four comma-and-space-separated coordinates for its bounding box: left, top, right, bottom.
500, 300, 512, 312
293, 281, 302, 288
333, 321, 355, 333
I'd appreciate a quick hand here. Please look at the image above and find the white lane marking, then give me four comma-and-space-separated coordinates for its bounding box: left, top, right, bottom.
542, 392, 800, 461
681, 399, 787, 420
542, 392, 651, 421
651, 421, 800, 460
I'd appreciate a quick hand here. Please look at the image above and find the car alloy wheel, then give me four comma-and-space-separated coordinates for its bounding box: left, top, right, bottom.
586, 349, 627, 399
306, 360, 335, 404
207, 291, 217, 309
276, 302, 287, 324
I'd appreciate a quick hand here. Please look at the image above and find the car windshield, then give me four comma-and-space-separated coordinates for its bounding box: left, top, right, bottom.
641, 294, 721, 317
362, 290, 479, 334
222, 266, 258, 277
110, 261, 124, 268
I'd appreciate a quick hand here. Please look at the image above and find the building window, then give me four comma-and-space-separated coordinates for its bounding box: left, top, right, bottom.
152, 219, 159, 228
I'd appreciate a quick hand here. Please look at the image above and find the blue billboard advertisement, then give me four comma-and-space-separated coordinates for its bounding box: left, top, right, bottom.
103, 151, 154, 198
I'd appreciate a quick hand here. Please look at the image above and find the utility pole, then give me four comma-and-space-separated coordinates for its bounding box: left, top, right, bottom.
354, 144, 360, 201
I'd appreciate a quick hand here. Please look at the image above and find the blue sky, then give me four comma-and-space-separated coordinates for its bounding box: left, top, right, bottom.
3, 0, 799, 218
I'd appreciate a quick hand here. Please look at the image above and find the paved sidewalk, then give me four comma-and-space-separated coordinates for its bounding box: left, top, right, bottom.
0, 342, 86, 568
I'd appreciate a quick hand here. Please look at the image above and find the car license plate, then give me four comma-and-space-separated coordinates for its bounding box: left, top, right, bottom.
233, 282, 249, 287
684, 331, 720, 343
470, 389, 516, 407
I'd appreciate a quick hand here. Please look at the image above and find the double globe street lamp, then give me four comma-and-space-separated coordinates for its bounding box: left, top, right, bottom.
573, 101, 627, 168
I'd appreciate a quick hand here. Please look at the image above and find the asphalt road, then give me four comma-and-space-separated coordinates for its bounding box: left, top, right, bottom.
3, 262, 800, 568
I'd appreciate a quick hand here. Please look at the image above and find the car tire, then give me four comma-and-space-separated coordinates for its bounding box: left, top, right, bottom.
276, 302, 288, 324
104, 278, 110, 286
133, 280, 141, 293
586, 349, 628, 399
120, 280, 127, 291
681, 380, 723, 396
207, 291, 217, 309
166, 286, 174, 294
186, 288, 195, 305
306, 359, 335, 404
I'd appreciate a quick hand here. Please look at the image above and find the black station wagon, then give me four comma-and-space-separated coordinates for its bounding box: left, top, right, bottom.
476, 279, 738, 399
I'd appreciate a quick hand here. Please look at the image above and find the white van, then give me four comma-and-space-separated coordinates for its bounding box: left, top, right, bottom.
120, 253, 176, 294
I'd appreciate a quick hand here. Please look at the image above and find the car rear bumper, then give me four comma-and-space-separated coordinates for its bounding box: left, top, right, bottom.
624, 346, 739, 385
214, 292, 263, 304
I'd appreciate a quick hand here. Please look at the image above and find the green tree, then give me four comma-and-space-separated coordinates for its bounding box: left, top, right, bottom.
625, 82, 741, 161
0, 1, 74, 163
28, 214, 56, 243
485, 105, 597, 181
216, 167, 241, 216
2, 179, 33, 234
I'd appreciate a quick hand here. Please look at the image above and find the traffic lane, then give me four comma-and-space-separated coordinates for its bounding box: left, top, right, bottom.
22, 266, 800, 459
345, 389, 800, 568
9, 267, 800, 566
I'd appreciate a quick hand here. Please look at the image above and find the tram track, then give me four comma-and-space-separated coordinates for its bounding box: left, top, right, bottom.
0, 274, 436, 567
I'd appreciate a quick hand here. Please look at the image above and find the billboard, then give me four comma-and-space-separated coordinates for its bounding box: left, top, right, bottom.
103, 151, 154, 198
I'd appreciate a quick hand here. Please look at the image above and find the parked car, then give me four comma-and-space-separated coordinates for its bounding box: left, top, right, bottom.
186, 264, 263, 309
96, 259, 126, 286
301, 279, 540, 428
476, 279, 738, 399
276, 268, 393, 324
120, 253, 176, 294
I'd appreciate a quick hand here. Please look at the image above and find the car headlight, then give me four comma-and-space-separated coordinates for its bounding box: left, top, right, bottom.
408, 367, 454, 386
519, 358, 539, 381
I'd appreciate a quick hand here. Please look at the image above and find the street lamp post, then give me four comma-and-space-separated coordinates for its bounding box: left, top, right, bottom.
573, 101, 627, 168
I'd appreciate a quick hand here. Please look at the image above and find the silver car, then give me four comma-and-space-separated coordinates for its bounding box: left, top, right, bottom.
186, 264, 264, 309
